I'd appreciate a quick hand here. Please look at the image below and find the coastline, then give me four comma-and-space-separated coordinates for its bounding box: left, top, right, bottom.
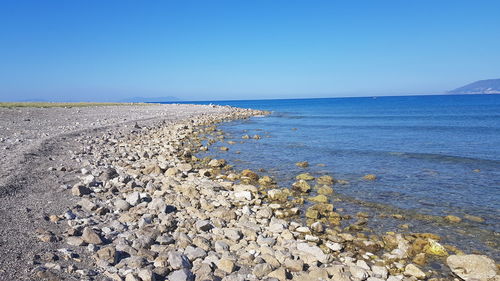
0, 104, 497, 281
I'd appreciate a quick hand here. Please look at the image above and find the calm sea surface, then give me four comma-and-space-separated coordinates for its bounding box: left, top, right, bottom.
165, 95, 500, 258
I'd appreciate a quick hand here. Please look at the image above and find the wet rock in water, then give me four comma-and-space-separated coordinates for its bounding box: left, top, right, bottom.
81, 227, 103, 245
362, 174, 377, 181
305, 208, 319, 219
208, 158, 226, 168
219, 146, 229, 151
404, 264, 426, 279
308, 194, 329, 203
412, 253, 427, 266
424, 239, 448, 256
463, 214, 485, 223
317, 175, 335, 185
258, 175, 275, 186
252, 134, 261, 139
444, 215, 462, 223
240, 169, 259, 181
296, 173, 315, 181
295, 161, 309, 168
242, 134, 250, 139
446, 254, 497, 281
292, 180, 311, 193
317, 185, 333, 195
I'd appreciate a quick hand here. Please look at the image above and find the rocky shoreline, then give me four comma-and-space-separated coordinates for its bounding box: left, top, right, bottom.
2, 105, 498, 281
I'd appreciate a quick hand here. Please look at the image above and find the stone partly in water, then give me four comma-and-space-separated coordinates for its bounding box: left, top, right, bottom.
317, 175, 335, 185
446, 254, 497, 281
404, 264, 426, 279
241, 169, 259, 181
267, 189, 289, 202
317, 185, 333, 195
444, 215, 462, 223
292, 180, 311, 193
308, 194, 329, 203
296, 173, 315, 181
258, 176, 275, 186
424, 239, 448, 256
362, 174, 377, 181
295, 161, 309, 168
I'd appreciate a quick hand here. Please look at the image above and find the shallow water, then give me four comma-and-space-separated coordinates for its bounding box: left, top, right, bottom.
166, 95, 500, 259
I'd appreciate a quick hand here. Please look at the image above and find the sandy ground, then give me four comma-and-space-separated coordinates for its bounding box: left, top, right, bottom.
0, 104, 232, 280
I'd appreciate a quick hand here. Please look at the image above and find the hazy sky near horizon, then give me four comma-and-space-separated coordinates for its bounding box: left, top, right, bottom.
1, 0, 499, 102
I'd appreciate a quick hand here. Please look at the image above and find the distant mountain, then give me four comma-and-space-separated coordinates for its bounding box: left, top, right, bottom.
448, 78, 500, 94
120, 96, 180, 103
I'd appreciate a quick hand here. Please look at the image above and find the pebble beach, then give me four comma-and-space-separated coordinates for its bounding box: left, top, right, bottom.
0, 104, 497, 281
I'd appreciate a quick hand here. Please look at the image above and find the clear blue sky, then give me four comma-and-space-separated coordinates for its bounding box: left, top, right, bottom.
1, 0, 499, 102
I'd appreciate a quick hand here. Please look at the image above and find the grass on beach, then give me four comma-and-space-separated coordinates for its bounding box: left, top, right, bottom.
0, 102, 153, 108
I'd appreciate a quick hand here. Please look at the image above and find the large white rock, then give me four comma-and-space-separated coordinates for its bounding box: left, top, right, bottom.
296, 242, 329, 264
447, 254, 497, 281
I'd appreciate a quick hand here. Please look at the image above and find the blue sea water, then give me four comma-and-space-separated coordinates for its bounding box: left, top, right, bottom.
166, 94, 500, 258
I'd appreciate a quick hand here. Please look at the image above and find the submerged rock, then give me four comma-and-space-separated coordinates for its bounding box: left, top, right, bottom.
444, 215, 462, 223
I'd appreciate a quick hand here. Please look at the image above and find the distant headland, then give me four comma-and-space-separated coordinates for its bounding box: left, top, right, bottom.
449, 78, 500, 94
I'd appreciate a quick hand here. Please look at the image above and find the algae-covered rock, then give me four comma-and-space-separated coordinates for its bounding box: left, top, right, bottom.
362, 174, 377, 181
413, 253, 427, 266
241, 169, 259, 181
444, 215, 462, 223
258, 176, 275, 186
424, 239, 448, 256
317, 175, 335, 185
292, 180, 311, 193
317, 185, 333, 195
308, 194, 329, 203
295, 161, 309, 168
306, 208, 319, 219
296, 173, 315, 181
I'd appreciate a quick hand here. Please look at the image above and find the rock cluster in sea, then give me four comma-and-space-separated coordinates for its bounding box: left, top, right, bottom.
35, 107, 498, 281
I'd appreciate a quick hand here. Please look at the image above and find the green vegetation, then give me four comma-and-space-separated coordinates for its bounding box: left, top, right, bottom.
0, 102, 154, 108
